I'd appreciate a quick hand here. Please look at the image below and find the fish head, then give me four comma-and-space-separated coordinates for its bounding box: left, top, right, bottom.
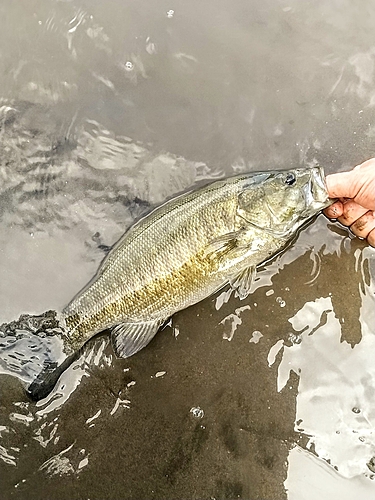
237, 166, 333, 237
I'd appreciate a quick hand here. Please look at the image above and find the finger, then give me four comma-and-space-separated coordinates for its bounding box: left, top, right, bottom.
337, 200, 369, 226
368, 228, 375, 247
325, 157, 375, 202
324, 200, 344, 219
349, 211, 375, 239
354, 157, 375, 169
325, 171, 358, 199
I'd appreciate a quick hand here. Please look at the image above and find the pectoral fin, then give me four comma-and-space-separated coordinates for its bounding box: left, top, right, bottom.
229, 266, 256, 300
203, 232, 240, 259
111, 319, 164, 358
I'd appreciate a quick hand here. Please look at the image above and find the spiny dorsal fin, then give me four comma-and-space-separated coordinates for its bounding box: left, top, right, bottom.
229, 266, 256, 300
111, 319, 164, 358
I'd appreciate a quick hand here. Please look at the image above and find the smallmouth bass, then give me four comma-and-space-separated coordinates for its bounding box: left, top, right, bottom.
28, 166, 332, 399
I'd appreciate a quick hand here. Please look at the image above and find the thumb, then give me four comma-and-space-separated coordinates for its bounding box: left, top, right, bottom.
325, 170, 359, 199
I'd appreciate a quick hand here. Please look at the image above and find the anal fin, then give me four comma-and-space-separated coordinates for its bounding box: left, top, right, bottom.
111, 319, 164, 358
229, 266, 256, 300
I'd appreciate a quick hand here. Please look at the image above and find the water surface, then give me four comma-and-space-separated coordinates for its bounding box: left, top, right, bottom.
1, 1, 375, 499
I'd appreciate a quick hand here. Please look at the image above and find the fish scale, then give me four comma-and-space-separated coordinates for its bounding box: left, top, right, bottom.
27, 167, 332, 401
61, 167, 331, 358
63, 178, 240, 346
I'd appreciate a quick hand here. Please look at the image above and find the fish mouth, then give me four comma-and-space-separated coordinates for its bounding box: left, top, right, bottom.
305, 166, 334, 212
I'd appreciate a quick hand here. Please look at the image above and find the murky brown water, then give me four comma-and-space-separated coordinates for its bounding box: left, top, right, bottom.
1, 1, 375, 499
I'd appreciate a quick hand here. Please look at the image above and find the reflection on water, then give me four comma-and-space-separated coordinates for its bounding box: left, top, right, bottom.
1, 0, 375, 498
2, 215, 374, 499
0, 311, 65, 384
283, 247, 375, 499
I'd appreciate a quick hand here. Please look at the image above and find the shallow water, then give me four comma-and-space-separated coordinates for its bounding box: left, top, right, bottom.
1, 0, 375, 499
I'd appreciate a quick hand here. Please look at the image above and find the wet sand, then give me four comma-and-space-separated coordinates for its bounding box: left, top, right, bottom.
1, 220, 374, 499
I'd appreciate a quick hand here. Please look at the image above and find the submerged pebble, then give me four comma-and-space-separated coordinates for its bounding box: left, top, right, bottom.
276, 296, 286, 307
367, 457, 375, 473
288, 333, 302, 345
124, 61, 134, 71
190, 406, 204, 419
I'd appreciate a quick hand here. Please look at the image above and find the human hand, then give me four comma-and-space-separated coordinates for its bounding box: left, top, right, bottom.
323, 158, 375, 247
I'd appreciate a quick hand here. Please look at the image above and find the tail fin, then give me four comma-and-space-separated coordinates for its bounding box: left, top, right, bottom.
27, 353, 78, 401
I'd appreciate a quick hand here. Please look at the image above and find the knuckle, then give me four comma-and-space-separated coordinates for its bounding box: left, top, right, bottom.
350, 211, 375, 237
352, 217, 368, 232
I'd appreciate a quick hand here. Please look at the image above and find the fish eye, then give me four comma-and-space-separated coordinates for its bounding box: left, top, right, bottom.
285, 173, 296, 186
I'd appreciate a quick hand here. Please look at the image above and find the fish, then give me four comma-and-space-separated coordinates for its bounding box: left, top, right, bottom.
27, 166, 332, 399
